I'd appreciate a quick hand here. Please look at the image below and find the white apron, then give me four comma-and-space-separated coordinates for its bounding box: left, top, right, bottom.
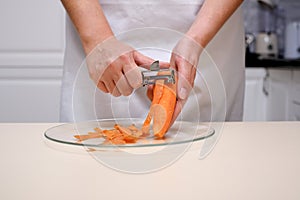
60, 0, 245, 123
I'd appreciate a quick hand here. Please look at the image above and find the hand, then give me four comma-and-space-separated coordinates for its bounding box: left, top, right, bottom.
86, 37, 154, 96
169, 35, 203, 125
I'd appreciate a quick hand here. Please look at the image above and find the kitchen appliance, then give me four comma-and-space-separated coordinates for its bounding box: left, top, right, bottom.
284, 21, 300, 59
255, 32, 278, 57
255, 0, 279, 58
257, 0, 275, 8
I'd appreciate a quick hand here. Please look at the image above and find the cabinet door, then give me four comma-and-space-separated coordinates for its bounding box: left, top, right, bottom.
0, 74, 61, 122
243, 68, 267, 121
0, 0, 65, 122
290, 70, 300, 120
0, 0, 65, 66
266, 69, 292, 121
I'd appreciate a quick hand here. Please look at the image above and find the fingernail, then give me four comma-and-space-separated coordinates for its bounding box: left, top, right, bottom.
179, 87, 188, 99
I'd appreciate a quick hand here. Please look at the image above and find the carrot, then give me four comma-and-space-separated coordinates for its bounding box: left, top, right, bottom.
74, 134, 101, 141
74, 127, 103, 141
142, 80, 164, 135
114, 124, 139, 143
114, 124, 142, 138
143, 74, 177, 138
74, 124, 142, 144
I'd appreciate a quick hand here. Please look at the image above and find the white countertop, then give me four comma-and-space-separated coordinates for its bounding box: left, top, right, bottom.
0, 122, 300, 200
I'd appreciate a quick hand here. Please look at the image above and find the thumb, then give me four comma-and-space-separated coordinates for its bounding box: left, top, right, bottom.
178, 74, 191, 100
159, 61, 170, 69
175, 58, 192, 100
133, 51, 154, 69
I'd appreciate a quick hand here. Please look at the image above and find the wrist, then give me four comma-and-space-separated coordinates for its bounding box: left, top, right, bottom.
185, 30, 209, 48
81, 30, 114, 54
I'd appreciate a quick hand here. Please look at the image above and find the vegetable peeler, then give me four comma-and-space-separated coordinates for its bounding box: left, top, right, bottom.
141, 60, 175, 86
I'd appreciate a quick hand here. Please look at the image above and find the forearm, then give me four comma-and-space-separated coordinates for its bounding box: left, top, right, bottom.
61, 0, 113, 53
187, 0, 243, 47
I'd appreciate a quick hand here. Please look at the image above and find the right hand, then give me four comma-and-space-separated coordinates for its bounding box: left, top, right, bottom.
86, 37, 154, 97
169, 35, 202, 125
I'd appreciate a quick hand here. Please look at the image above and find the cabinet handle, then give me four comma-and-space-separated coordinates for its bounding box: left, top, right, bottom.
263, 69, 270, 96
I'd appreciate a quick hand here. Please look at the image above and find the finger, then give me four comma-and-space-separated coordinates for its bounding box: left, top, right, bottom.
103, 78, 119, 96
174, 57, 193, 100
123, 58, 143, 89
99, 58, 124, 95
111, 80, 122, 97
159, 61, 170, 69
133, 51, 154, 70
190, 66, 197, 87
147, 84, 154, 101
110, 58, 133, 96
170, 53, 177, 70
169, 98, 187, 126
97, 81, 109, 93
115, 74, 133, 96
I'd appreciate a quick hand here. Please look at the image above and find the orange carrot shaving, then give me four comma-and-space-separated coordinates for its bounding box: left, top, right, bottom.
74, 124, 142, 145
74, 127, 103, 141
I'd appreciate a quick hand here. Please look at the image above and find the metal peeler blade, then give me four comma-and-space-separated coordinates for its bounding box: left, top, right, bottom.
141, 60, 175, 86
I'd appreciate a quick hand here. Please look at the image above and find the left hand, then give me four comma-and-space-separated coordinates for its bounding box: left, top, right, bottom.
169, 35, 203, 125
146, 35, 203, 125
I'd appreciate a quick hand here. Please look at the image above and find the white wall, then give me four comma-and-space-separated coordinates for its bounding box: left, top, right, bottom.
0, 0, 65, 122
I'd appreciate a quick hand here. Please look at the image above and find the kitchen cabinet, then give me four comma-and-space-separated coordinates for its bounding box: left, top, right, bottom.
243, 68, 267, 121
244, 67, 300, 121
265, 68, 300, 121
265, 69, 292, 121
288, 70, 300, 120
0, 0, 65, 122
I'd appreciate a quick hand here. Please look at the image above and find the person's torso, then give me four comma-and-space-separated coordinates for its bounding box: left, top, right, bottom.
61, 0, 245, 122
99, 0, 205, 34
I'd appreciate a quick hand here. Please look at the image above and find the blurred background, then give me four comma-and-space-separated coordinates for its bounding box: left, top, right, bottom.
0, 0, 299, 122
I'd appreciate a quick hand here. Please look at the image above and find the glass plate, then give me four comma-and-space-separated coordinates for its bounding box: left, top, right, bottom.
44, 118, 214, 148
